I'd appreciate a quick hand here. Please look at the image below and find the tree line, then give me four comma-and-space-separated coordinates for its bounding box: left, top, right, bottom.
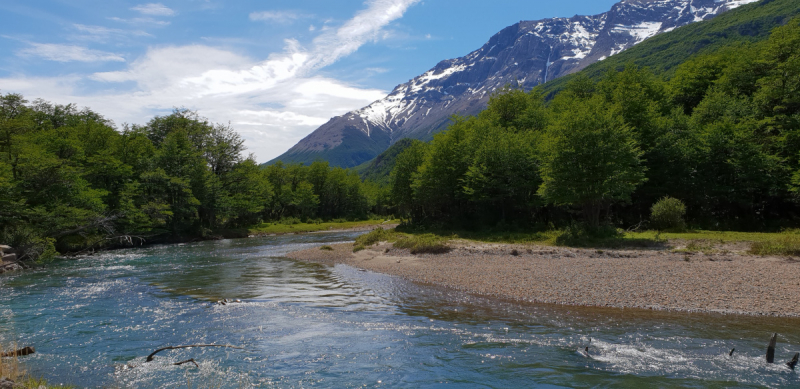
388, 18, 800, 232
0, 101, 385, 261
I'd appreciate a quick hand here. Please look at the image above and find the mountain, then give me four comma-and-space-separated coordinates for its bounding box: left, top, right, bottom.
543, 0, 800, 96
354, 138, 423, 185
270, 0, 760, 168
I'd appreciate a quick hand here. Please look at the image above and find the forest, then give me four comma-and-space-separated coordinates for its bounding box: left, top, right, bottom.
2, 16, 799, 262
0, 101, 387, 261
388, 17, 800, 232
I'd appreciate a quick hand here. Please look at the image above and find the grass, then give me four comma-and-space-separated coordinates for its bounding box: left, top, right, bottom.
319, 245, 334, 251
389, 225, 800, 256
748, 234, 800, 256
352, 228, 452, 254
249, 218, 399, 235
1, 344, 72, 388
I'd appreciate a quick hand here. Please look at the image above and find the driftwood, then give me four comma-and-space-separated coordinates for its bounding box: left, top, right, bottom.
729, 348, 735, 357
767, 333, 778, 363
1, 346, 34, 357
788, 353, 799, 370
174, 358, 199, 367
146, 344, 243, 362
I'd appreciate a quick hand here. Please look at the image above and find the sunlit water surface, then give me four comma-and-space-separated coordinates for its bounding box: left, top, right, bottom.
1, 232, 799, 388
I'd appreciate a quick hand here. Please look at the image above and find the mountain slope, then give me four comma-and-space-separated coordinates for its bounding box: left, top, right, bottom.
270, 0, 760, 168
543, 0, 800, 95
354, 138, 422, 184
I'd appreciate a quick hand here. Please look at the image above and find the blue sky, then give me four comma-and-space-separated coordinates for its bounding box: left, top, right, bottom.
0, 0, 619, 162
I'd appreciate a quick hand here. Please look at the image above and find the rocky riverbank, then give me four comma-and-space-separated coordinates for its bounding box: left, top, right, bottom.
0, 245, 23, 274
286, 241, 800, 317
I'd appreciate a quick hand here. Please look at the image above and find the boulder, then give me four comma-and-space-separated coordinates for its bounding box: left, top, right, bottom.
0, 245, 13, 255
2, 254, 16, 263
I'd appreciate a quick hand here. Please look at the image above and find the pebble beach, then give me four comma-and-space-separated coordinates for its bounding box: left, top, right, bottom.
286, 240, 800, 317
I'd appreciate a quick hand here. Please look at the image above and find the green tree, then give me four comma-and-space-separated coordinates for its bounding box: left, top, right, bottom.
538, 95, 647, 228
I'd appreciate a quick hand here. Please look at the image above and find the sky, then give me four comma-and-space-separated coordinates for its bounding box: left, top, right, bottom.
0, 0, 620, 162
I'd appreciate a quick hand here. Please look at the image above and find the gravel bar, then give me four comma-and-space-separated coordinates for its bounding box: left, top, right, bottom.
286, 241, 800, 317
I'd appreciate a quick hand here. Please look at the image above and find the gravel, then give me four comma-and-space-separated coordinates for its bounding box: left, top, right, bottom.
286, 241, 800, 317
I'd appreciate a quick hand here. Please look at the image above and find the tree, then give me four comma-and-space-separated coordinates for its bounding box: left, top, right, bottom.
390, 140, 428, 218
538, 95, 647, 228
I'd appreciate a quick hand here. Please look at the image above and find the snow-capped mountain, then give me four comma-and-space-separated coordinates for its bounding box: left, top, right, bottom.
271, 0, 759, 167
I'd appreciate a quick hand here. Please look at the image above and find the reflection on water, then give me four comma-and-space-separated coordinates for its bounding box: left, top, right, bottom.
0, 232, 798, 388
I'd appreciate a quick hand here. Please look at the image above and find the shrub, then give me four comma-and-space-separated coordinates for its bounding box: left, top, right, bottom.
320, 245, 334, 251
650, 196, 687, 231
353, 228, 397, 252
279, 217, 301, 225
749, 235, 800, 256
392, 234, 451, 254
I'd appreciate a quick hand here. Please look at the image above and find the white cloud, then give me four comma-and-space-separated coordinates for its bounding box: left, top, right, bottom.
17, 43, 125, 63
2, 0, 421, 162
131, 3, 175, 16
109, 16, 171, 26
249, 10, 306, 23
73, 24, 152, 42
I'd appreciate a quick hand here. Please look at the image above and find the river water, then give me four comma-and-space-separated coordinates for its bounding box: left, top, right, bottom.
1, 232, 799, 388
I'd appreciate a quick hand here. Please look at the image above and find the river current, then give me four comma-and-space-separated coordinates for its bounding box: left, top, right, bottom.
1, 231, 799, 388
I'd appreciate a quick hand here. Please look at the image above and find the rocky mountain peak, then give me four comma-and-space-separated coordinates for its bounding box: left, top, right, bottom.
270, 0, 759, 168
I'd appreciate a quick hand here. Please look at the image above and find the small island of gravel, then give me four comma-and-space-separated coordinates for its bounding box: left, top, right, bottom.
286, 239, 800, 317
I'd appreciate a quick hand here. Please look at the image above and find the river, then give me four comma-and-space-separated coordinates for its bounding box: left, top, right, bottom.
1, 232, 798, 388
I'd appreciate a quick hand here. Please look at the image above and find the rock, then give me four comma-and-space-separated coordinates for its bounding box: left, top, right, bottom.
0, 245, 12, 254
2, 254, 17, 263
0, 377, 15, 389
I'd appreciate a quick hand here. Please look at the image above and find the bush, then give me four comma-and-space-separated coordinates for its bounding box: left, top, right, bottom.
392, 234, 451, 254
749, 235, 800, 256
279, 217, 302, 225
650, 196, 687, 231
320, 245, 333, 251
353, 228, 397, 252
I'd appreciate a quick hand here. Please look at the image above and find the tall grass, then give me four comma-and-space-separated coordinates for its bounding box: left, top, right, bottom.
353, 228, 451, 254
748, 234, 800, 256
392, 234, 451, 254
0, 344, 69, 388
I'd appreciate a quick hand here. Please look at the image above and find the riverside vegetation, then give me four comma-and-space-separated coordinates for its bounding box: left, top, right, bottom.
0, 100, 390, 262
372, 16, 800, 254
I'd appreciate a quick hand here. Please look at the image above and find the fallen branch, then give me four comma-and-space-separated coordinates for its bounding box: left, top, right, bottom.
767, 333, 778, 363
145, 344, 243, 362
174, 358, 199, 367
1, 346, 35, 357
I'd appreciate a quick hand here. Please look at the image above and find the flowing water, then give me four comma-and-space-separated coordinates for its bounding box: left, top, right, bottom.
1, 232, 799, 388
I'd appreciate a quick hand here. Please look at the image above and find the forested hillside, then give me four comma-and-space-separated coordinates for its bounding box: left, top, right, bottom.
0, 102, 386, 261
388, 17, 800, 231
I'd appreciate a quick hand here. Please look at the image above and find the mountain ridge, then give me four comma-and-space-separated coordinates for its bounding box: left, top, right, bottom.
269, 0, 760, 168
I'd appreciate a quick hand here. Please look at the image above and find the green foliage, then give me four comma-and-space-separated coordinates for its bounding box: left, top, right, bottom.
538, 94, 647, 227
355, 138, 423, 185
748, 235, 800, 256
386, 13, 800, 232
0, 96, 389, 262
320, 245, 334, 251
389, 140, 428, 218
392, 234, 452, 254
650, 197, 687, 232
354, 227, 396, 248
